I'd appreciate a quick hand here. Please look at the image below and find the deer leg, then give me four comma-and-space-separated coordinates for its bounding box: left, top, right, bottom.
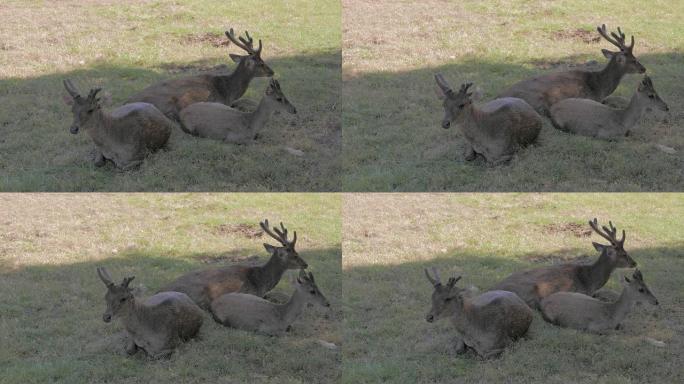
453, 337, 467, 354
92, 151, 106, 167
489, 154, 513, 166
119, 160, 143, 171
125, 338, 139, 355
463, 143, 476, 161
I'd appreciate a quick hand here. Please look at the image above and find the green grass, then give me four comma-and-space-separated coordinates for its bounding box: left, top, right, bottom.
0, 193, 341, 383
342, 0, 684, 191
342, 193, 684, 383
0, 0, 341, 191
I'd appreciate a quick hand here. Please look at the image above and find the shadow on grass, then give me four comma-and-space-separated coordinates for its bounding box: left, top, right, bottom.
342, 242, 684, 383
0, 50, 341, 192
342, 51, 684, 192
0, 246, 341, 384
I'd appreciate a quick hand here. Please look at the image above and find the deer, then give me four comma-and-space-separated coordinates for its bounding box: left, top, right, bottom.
178, 78, 297, 144
549, 75, 669, 139
96, 267, 203, 359
541, 269, 658, 333
125, 29, 274, 121
424, 268, 533, 359
158, 219, 308, 310
63, 79, 174, 170
497, 25, 646, 116
435, 74, 542, 164
210, 269, 330, 335
492, 219, 637, 310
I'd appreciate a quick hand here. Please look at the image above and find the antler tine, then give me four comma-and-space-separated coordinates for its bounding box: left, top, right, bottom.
589, 218, 619, 245
87, 88, 102, 101
225, 28, 254, 54
260, 219, 289, 246
459, 82, 473, 95
597, 24, 623, 50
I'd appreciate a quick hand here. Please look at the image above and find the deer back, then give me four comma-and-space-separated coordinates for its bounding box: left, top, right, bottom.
158, 266, 249, 310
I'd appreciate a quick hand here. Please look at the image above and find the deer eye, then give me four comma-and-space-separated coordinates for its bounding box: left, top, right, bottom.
276, 97, 283, 102
120, 297, 127, 303
638, 288, 645, 293
309, 290, 316, 295
458, 104, 465, 109
444, 297, 452, 302
648, 95, 655, 99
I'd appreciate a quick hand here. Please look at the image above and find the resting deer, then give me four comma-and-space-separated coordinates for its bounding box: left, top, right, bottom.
435, 75, 542, 164
550, 75, 668, 139
211, 269, 329, 335
63, 80, 173, 170
158, 219, 308, 310
178, 79, 296, 143
541, 269, 658, 333
497, 25, 646, 116
97, 267, 203, 359
126, 29, 274, 121
425, 268, 532, 358
492, 219, 637, 310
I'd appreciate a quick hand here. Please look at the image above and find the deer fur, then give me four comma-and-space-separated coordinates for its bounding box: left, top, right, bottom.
125, 29, 274, 121
211, 269, 329, 335
178, 79, 297, 143
158, 220, 307, 310
550, 75, 668, 139
97, 267, 203, 359
541, 269, 658, 333
435, 74, 541, 165
492, 219, 637, 310
497, 25, 646, 116
63, 80, 173, 170
425, 268, 533, 358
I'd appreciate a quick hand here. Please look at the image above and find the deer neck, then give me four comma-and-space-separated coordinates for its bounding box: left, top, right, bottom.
84, 109, 113, 147
215, 62, 254, 103
247, 97, 275, 133
279, 288, 307, 325
609, 286, 636, 324
118, 298, 142, 328
582, 250, 615, 293
590, 58, 626, 100
619, 92, 646, 129
447, 297, 468, 331
249, 254, 287, 296
459, 104, 482, 138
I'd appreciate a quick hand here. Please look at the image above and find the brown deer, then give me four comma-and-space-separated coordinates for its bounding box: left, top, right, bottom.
497, 25, 646, 116
125, 29, 274, 121
178, 78, 297, 143
492, 219, 637, 310
541, 269, 658, 333
96, 267, 203, 359
158, 219, 308, 310
550, 75, 669, 139
63, 79, 173, 170
211, 269, 330, 335
425, 268, 533, 358
435, 75, 542, 164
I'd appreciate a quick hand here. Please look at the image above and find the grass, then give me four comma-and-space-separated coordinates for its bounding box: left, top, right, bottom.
0, 0, 341, 191
342, 0, 684, 191
0, 193, 341, 384
342, 193, 684, 383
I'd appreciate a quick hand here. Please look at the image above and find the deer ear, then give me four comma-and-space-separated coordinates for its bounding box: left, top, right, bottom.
63, 94, 74, 105
229, 53, 245, 63
592, 242, 606, 252
263, 243, 276, 254
601, 49, 616, 59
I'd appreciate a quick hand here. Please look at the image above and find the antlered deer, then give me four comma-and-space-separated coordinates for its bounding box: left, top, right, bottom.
435, 74, 541, 164
541, 269, 658, 333
424, 268, 533, 358
492, 219, 637, 310
497, 25, 646, 116
178, 78, 297, 144
550, 75, 668, 139
211, 269, 330, 335
158, 219, 308, 310
126, 29, 274, 121
96, 267, 203, 359
63, 79, 173, 170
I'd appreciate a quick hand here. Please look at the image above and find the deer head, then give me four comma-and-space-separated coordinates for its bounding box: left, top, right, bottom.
623, 269, 658, 305
589, 218, 636, 268
260, 219, 308, 269
597, 24, 645, 74
97, 267, 135, 323
424, 267, 463, 323
63, 79, 104, 134
434, 74, 479, 129
637, 75, 669, 112
224, 28, 274, 77
293, 269, 330, 307
265, 79, 297, 114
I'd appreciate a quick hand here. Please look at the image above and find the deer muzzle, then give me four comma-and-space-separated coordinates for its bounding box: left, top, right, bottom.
70, 125, 79, 134
442, 120, 451, 129
426, 313, 435, 323
102, 313, 112, 323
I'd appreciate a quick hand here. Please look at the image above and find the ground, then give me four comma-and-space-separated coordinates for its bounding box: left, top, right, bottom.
0, 194, 341, 383
342, 193, 684, 383
342, 0, 684, 191
0, 0, 340, 191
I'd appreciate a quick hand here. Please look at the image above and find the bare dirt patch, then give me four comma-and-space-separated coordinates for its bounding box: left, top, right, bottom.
544, 222, 593, 238
212, 223, 264, 239
554, 29, 601, 44
181, 32, 231, 47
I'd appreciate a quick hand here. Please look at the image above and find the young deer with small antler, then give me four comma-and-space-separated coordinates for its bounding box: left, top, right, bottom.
178, 78, 297, 144
550, 75, 669, 139
211, 269, 330, 336
492, 219, 637, 310
159, 219, 308, 310
425, 268, 533, 358
541, 269, 658, 333
126, 29, 274, 121
435, 75, 542, 164
63, 80, 173, 170
97, 267, 203, 359
497, 25, 646, 116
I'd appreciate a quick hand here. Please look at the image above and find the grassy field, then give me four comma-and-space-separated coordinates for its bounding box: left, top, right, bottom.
0, 0, 340, 191
342, 193, 684, 383
0, 193, 341, 383
342, 0, 684, 191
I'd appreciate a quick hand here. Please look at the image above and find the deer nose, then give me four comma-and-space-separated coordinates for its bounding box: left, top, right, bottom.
102, 314, 112, 323
292, 107, 297, 114
655, 299, 659, 305
426, 314, 434, 323
442, 120, 450, 129
70, 126, 79, 134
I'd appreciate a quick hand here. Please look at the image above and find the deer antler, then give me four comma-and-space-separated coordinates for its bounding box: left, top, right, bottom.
597, 24, 634, 53
260, 219, 296, 247
589, 218, 625, 246
87, 88, 102, 102
225, 28, 262, 56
